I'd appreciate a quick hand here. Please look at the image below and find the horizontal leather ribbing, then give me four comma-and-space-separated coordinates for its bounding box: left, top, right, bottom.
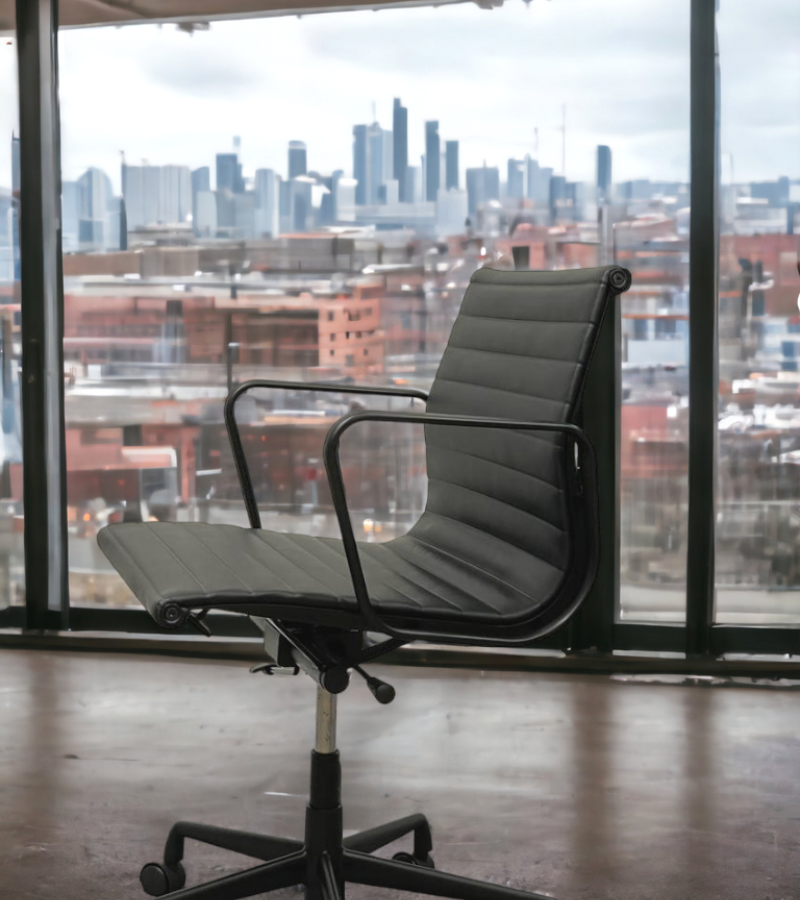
98, 266, 616, 633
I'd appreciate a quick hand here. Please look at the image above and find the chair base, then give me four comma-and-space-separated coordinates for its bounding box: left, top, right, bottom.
139, 751, 555, 900
141, 819, 554, 900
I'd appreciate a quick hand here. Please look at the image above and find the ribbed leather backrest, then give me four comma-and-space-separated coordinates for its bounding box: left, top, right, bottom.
407, 266, 625, 611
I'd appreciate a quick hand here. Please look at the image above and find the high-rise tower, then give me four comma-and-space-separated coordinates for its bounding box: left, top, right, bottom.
425, 121, 440, 202
353, 125, 368, 206
288, 141, 307, 180
507, 159, 525, 200
445, 141, 459, 191
216, 154, 239, 193
393, 99, 408, 202
596, 145, 612, 205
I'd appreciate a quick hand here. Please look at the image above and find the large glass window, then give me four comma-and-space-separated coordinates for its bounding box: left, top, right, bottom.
58, 0, 689, 616
0, 37, 25, 611
715, 0, 800, 624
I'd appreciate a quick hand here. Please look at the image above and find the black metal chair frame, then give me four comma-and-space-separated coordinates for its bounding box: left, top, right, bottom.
224, 379, 600, 648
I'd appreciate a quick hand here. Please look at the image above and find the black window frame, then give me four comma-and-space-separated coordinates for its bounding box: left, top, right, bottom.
3, 0, 799, 669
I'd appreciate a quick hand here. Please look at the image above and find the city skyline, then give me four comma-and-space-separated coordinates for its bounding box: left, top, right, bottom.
2, 0, 799, 193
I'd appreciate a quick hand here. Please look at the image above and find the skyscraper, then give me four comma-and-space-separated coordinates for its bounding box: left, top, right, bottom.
466, 165, 500, 217
382, 130, 394, 198
405, 166, 420, 204
191, 167, 210, 197
393, 99, 408, 202
278, 178, 291, 233
290, 176, 314, 232
288, 141, 307, 180
77, 167, 113, 250
445, 141, 459, 191
233, 193, 256, 240
194, 191, 217, 238
525, 157, 552, 205
160, 165, 191, 224
353, 125, 368, 206
549, 175, 568, 221
335, 177, 357, 223
191, 167, 210, 235
142, 165, 161, 224
216, 154, 239, 193
254, 168, 278, 237
425, 121, 440, 202
366, 124, 385, 206
507, 159, 525, 200
318, 170, 341, 227
121, 163, 143, 229
596, 145, 612, 205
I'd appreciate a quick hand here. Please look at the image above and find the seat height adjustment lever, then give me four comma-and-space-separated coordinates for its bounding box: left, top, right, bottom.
187, 610, 212, 637
353, 665, 395, 704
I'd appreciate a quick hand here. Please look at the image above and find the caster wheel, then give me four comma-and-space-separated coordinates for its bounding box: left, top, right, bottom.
392, 851, 435, 869
140, 862, 186, 896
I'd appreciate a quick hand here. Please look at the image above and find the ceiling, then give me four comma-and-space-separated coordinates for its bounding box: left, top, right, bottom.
1, 0, 498, 35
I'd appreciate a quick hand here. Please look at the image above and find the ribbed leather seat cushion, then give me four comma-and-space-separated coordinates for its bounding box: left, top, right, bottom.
97, 521, 543, 628
99, 266, 618, 632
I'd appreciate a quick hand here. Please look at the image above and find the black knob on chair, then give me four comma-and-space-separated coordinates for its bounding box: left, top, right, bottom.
354, 665, 395, 704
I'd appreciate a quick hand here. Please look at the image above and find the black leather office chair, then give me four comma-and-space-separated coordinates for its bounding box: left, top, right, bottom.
99, 264, 631, 900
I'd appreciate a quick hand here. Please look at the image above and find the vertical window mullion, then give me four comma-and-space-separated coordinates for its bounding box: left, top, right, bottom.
685, 0, 720, 655
15, 0, 69, 630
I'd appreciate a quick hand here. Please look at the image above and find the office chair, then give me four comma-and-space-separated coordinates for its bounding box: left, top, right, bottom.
99, 264, 631, 900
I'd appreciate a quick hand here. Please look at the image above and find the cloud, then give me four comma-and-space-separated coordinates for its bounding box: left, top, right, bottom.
141, 52, 263, 97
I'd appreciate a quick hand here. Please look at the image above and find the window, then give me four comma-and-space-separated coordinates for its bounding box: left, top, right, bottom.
54, 0, 690, 621
0, 39, 25, 613
715, 0, 800, 624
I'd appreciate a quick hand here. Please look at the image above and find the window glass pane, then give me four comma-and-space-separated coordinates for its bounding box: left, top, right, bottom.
715, 0, 800, 623
0, 38, 25, 612
58, 0, 689, 618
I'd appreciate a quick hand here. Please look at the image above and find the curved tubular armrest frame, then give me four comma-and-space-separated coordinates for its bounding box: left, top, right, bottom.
224, 379, 429, 528
322, 410, 599, 645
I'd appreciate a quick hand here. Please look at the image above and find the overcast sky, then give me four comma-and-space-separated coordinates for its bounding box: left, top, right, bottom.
1, 0, 798, 194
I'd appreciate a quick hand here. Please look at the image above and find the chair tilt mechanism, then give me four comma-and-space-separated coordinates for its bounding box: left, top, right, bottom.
98, 265, 631, 900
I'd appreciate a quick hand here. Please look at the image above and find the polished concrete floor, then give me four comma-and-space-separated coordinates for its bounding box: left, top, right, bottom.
1, 649, 799, 900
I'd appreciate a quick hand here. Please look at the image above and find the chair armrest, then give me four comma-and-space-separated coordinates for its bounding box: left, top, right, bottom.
322, 409, 599, 644
223, 379, 429, 528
